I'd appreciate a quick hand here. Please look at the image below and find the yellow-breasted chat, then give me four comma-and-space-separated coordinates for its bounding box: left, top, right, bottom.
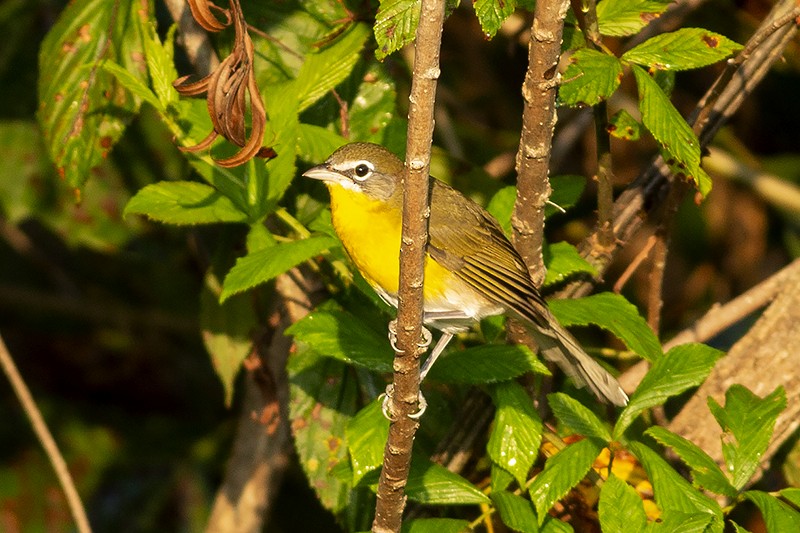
303, 142, 628, 406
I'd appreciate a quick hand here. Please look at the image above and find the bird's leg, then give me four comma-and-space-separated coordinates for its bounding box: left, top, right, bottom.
383, 319, 433, 420
419, 331, 454, 381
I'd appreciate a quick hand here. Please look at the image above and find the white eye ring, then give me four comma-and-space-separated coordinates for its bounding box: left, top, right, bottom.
352, 161, 373, 181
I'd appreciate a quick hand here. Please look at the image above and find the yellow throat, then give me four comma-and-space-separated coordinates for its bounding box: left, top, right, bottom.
325, 182, 452, 302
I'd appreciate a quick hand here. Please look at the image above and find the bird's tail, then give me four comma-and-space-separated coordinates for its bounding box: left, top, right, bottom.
525, 318, 629, 406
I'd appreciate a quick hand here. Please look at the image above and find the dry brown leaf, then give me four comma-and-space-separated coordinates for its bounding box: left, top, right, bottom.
174, 0, 274, 168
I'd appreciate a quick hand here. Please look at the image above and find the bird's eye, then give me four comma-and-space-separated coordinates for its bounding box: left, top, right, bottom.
354, 163, 371, 178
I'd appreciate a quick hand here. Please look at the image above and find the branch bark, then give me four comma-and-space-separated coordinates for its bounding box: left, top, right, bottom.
372, 0, 446, 531
513, 0, 570, 282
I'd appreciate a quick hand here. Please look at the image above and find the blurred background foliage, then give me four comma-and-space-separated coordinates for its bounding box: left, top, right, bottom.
0, 0, 798, 531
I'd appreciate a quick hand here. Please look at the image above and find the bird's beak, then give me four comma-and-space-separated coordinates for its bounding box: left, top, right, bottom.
302, 164, 343, 184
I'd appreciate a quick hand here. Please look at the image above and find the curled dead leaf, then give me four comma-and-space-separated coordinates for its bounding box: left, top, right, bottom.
174, 0, 275, 168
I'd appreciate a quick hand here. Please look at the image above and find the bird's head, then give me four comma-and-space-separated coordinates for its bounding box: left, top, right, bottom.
302, 142, 404, 202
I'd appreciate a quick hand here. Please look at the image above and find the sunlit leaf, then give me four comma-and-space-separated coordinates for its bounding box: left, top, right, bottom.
549, 292, 663, 362
426, 344, 549, 384
646, 426, 736, 498
487, 382, 543, 487
221, 235, 338, 301
599, 474, 647, 533
124, 181, 249, 225
548, 392, 611, 441
614, 343, 722, 439
529, 438, 603, 522
38, 0, 148, 189
708, 385, 786, 491
622, 29, 742, 71
560, 49, 623, 106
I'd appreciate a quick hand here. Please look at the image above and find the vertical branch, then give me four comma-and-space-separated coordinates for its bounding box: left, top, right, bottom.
513, 0, 571, 283
372, 0, 446, 531
0, 334, 92, 533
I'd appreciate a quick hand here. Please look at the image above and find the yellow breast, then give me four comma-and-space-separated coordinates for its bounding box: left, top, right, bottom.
327, 184, 452, 305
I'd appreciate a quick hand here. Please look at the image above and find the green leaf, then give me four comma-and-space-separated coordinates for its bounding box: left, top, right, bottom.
650, 511, 716, 533
401, 518, 471, 533
288, 351, 358, 513
645, 426, 736, 498
486, 186, 516, 236
488, 383, 543, 488
540, 517, 573, 533
492, 490, 539, 533
286, 309, 394, 372
529, 438, 604, 522
707, 385, 786, 491
220, 235, 338, 301
548, 175, 586, 217
614, 343, 722, 439
596, 0, 673, 37
38, 0, 148, 189
295, 23, 371, 112
140, 21, 179, 109
124, 181, 249, 225
406, 460, 490, 505
631, 65, 711, 196
491, 463, 516, 493
781, 488, 800, 508
608, 109, 641, 141
474, 0, 515, 39
297, 124, 346, 163
347, 60, 400, 144
744, 491, 800, 533
200, 276, 256, 406
560, 49, 623, 106
375, 0, 420, 60
0, 121, 57, 224
98, 60, 161, 110
548, 393, 611, 441
426, 344, 550, 384
346, 399, 389, 485
543, 241, 598, 287
598, 474, 647, 533
622, 29, 742, 71
628, 442, 721, 519
548, 292, 663, 362
260, 82, 301, 217
485, 176, 586, 238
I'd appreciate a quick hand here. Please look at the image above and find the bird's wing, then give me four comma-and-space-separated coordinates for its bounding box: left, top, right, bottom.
426, 179, 550, 330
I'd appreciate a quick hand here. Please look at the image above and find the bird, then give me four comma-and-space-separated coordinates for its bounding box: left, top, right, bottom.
302, 142, 628, 407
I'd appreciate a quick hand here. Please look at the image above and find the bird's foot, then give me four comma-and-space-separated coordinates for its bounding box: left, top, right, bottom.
387, 320, 433, 353
380, 384, 428, 421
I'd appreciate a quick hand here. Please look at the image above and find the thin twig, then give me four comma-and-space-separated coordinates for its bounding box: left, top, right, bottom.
613, 234, 657, 294
372, 0, 446, 531
0, 333, 92, 533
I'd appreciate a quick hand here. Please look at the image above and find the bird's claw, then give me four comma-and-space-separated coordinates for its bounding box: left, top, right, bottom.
380, 384, 427, 421
387, 320, 432, 353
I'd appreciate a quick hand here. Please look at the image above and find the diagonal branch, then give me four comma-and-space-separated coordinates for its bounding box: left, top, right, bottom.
0, 334, 92, 533
372, 0, 446, 531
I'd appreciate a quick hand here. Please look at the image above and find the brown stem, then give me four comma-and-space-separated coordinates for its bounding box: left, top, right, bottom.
513, 0, 570, 284
0, 333, 92, 533
372, 0, 446, 531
